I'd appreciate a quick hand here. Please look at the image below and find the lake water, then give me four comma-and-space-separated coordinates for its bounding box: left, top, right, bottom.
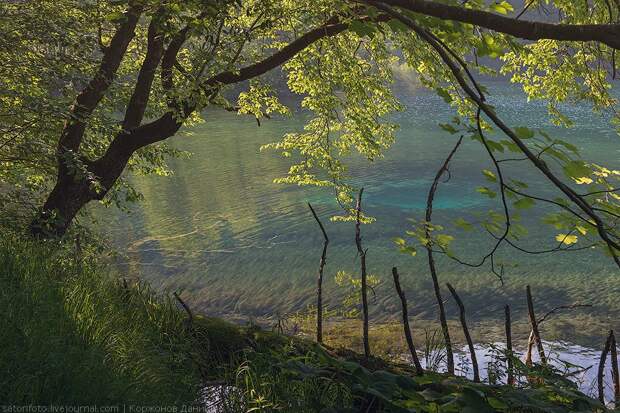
97, 80, 620, 348
420, 341, 617, 404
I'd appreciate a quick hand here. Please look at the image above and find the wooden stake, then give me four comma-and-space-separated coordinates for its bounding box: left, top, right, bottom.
446, 283, 479, 382
599, 331, 613, 404
526, 285, 546, 365
355, 188, 370, 358
392, 267, 423, 375
308, 202, 329, 344
505, 304, 514, 385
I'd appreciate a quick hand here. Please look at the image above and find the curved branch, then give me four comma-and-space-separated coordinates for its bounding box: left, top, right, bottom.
124, 15, 388, 151
375, 3, 620, 268
365, 0, 620, 49
59, 4, 142, 153
424, 135, 463, 375
122, 10, 166, 130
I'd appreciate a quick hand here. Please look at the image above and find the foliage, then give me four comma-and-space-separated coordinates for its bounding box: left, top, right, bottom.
233, 342, 610, 413
2, 0, 620, 267
335, 269, 381, 317
1, 232, 616, 411
0, 233, 203, 403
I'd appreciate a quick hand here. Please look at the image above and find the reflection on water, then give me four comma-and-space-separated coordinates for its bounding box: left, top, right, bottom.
96, 81, 619, 345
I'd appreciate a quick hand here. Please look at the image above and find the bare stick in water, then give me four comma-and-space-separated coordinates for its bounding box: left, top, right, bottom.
610, 330, 620, 406
446, 283, 479, 382
505, 304, 514, 385
599, 331, 613, 404
355, 188, 370, 358
424, 136, 463, 374
308, 202, 329, 344
526, 285, 546, 365
392, 266, 423, 375
174, 291, 194, 326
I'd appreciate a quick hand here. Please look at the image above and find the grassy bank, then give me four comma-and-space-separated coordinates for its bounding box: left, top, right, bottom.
0, 233, 615, 411
0, 234, 204, 403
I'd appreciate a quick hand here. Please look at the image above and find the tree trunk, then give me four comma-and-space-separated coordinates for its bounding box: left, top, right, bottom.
30, 173, 95, 237
31, 141, 132, 238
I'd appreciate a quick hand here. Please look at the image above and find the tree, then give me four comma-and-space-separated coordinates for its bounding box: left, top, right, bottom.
1, 0, 619, 272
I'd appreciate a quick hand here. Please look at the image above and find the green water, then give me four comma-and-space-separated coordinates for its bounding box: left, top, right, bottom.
98, 80, 619, 343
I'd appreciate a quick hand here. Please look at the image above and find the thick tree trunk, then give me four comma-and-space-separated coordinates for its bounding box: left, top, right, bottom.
31, 142, 132, 238
30, 174, 95, 238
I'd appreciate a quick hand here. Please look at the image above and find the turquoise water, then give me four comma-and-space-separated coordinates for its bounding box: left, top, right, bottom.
98, 80, 619, 343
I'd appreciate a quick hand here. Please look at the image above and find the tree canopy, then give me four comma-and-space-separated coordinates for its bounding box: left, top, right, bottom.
1, 0, 619, 269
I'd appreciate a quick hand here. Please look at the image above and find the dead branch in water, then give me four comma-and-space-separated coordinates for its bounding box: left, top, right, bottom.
423, 136, 463, 374
610, 330, 620, 407
355, 188, 370, 358
446, 283, 479, 382
599, 331, 614, 404
505, 305, 514, 385
537, 303, 593, 325
526, 285, 546, 365
308, 202, 329, 344
174, 291, 194, 326
392, 267, 423, 375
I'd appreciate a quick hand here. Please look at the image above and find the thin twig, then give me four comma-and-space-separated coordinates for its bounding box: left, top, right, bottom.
611, 330, 620, 406
423, 136, 464, 374
174, 291, 194, 326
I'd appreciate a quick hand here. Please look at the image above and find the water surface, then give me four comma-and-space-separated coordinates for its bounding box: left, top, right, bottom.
98, 80, 620, 345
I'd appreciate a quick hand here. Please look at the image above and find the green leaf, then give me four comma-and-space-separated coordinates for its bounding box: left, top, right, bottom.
436, 234, 455, 247
478, 34, 505, 58
514, 126, 535, 140
455, 217, 474, 231
387, 19, 408, 33
482, 169, 497, 182
350, 21, 376, 38
500, 140, 521, 153
513, 197, 535, 209
439, 123, 458, 134
393, 237, 406, 246
436, 88, 453, 104
477, 186, 497, 198
556, 233, 578, 245
486, 140, 505, 153
490, 1, 514, 15
563, 161, 592, 183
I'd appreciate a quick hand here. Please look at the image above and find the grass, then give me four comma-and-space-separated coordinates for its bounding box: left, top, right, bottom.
1, 232, 616, 411
0, 234, 203, 403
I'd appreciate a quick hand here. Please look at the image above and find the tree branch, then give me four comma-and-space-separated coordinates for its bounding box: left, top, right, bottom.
122, 10, 166, 130
59, 4, 142, 153
125, 15, 388, 151
374, 2, 620, 268
364, 0, 620, 49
